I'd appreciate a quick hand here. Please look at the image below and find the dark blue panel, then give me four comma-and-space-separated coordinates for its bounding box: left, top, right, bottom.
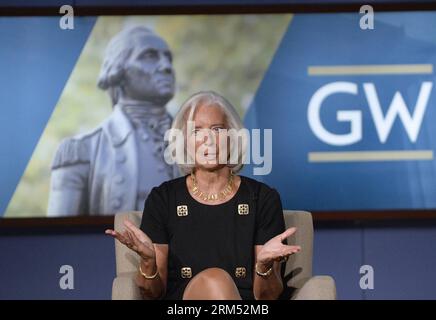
0, 227, 435, 299
313, 227, 364, 299
0, 232, 115, 299
363, 225, 436, 299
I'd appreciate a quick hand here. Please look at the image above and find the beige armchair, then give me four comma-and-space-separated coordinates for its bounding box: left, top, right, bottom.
111, 210, 337, 300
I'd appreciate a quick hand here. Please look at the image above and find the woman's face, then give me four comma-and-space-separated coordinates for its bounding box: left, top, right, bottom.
186, 103, 230, 171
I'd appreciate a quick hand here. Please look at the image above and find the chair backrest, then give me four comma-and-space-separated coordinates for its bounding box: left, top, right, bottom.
114, 211, 142, 276
113, 210, 314, 288
283, 210, 313, 289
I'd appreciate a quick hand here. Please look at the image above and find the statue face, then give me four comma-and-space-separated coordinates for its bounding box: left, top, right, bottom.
122, 34, 175, 105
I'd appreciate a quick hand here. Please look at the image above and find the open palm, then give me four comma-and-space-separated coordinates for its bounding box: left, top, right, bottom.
257, 227, 301, 265
105, 219, 156, 261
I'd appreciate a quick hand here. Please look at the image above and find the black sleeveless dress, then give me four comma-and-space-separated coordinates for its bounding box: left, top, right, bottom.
140, 174, 287, 300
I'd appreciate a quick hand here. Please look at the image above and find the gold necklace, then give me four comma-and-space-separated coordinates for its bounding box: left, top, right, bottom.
191, 172, 234, 201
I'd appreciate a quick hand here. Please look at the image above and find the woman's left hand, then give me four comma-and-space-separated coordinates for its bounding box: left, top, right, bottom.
257, 227, 301, 268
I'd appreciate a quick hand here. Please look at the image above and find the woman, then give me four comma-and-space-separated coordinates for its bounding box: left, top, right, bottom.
105, 91, 301, 300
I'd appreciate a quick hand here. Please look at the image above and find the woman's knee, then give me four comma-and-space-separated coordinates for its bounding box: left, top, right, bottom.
187, 267, 235, 290
197, 267, 234, 283
183, 267, 240, 299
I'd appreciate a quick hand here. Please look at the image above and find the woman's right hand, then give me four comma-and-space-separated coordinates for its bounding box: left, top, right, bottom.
105, 219, 156, 262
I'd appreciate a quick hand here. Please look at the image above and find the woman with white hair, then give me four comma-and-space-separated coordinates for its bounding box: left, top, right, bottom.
106, 91, 301, 300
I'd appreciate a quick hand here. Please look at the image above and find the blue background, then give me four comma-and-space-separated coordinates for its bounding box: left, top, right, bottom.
243, 12, 436, 211
0, 17, 96, 215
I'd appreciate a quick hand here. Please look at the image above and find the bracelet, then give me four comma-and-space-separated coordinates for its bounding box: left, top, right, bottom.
139, 263, 159, 280
255, 262, 273, 277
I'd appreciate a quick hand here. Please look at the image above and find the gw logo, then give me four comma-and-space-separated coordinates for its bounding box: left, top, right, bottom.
308, 81, 433, 146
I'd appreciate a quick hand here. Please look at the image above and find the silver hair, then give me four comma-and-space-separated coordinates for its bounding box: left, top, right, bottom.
97, 26, 156, 106
170, 91, 248, 175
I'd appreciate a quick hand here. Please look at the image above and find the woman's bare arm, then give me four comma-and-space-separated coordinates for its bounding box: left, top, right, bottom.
253, 228, 301, 300
136, 244, 168, 300
253, 245, 283, 300
106, 220, 169, 300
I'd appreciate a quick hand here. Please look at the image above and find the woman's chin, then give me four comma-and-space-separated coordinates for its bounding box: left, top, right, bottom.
196, 162, 227, 171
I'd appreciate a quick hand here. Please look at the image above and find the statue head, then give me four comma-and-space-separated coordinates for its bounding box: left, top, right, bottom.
97, 26, 176, 106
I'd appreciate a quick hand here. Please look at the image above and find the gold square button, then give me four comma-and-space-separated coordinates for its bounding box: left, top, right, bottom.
238, 204, 249, 215
181, 267, 192, 278
235, 267, 246, 278
177, 205, 188, 216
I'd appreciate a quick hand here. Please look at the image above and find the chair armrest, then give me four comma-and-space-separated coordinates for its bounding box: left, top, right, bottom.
112, 273, 142, 300
291, 276, 337, 300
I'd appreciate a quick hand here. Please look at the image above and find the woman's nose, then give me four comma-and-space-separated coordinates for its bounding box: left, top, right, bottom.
203, 129, 216, 146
